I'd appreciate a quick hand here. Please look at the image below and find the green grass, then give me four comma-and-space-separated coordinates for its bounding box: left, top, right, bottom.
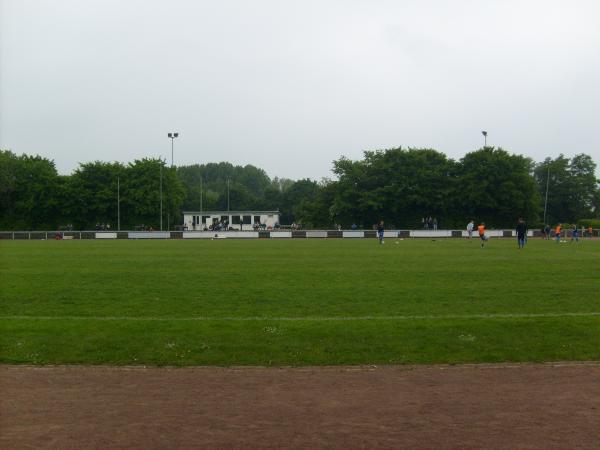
1, 238, 599, 365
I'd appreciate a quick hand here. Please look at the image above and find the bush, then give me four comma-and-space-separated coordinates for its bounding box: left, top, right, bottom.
577, 219, 600, 230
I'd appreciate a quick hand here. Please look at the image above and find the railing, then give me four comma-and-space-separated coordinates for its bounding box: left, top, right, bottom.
1, 229, 596, 240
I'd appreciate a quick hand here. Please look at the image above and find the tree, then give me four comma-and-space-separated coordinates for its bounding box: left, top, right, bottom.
122, 158, 185, 229
279, 179, 320, 224
0, 151, 62, 229
177, 162, 271, 212
331, 148, 457, 228
301, 179, 337, 228
456, 148, 540, 227
65, 161, 124, 229
534, 154, 599, 224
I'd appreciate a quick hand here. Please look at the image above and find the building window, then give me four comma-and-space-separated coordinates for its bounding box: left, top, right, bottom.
243, 215, 251, 224
202, 216, 210, 224
232, 216, 241, 224
254, 215, 261, 224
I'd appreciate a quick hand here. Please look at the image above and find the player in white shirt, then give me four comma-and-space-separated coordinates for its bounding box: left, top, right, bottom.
466, 220, 474, 239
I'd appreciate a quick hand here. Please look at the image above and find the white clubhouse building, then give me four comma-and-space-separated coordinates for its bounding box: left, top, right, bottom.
182, 211, 280, 231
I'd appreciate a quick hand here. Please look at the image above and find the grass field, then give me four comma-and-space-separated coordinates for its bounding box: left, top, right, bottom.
1, 237, 599, 366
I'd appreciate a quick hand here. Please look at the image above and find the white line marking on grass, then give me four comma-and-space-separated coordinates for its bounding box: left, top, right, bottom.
2, 312, 600, 321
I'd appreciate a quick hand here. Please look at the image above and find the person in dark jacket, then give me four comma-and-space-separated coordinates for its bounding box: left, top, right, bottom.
516, 218, 528, 249
377, 221, 385, 244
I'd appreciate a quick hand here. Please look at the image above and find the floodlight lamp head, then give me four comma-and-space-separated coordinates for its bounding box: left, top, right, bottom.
168, 133, 173, 138
174, 133, 179, 138
482, 131, 487, 136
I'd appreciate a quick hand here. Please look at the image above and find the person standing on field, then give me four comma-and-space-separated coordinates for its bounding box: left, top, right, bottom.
478, 222, 487, 248
467, 220, 474, 239
570, 224, 579, 243
516, 218, 527, 249
377, 221, 385, 244
555, 223, 562, 243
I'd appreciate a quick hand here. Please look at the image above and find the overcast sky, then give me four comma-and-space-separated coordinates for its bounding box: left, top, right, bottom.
1, 0, 599, 180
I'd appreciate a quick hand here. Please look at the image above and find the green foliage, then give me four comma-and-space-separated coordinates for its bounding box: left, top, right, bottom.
331, 148, 458, 228
577, 219, 600, 230
456, 148, 541, 227
65, 161, 124, 229
177, 162, 272, 212
1, 148, 598, 230
278, 179, 320, 224
535, 154, 599, 223
121, 158, 185, 229
0, 150, 62, 229
329, 147, 542, 228
176, 162, 318, 224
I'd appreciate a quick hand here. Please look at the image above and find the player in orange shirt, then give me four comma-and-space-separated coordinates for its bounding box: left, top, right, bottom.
478, 222, 487, 248
555, 224, 562, 243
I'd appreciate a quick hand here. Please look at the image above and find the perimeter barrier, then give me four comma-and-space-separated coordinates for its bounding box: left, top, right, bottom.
1, 229, 585, 240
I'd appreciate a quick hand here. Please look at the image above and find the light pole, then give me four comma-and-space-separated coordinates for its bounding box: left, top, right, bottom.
159, 159, 163, 231
543, 166, 550, 225
167, 132, 179, 167
227, 178, 230, 211
117, 176, 120, 231
481, 130, 488, 147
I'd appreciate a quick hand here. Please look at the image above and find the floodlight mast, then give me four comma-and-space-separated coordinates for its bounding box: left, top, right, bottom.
117, 176, 120, 231
167, 132, 179, 167
543, 166, 550, 224
160, 160, 163, 231
481, 130, 488, 147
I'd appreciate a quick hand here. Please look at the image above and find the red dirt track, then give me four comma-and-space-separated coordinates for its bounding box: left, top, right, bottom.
2, 363, 600, 449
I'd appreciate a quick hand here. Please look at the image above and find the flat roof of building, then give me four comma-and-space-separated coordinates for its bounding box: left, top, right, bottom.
183, 211, 280, 215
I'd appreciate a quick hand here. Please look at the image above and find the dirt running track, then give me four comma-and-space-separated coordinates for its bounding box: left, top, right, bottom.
2, 363, 600, 449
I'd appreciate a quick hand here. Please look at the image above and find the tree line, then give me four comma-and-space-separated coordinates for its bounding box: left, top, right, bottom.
1, 147, 598, 230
